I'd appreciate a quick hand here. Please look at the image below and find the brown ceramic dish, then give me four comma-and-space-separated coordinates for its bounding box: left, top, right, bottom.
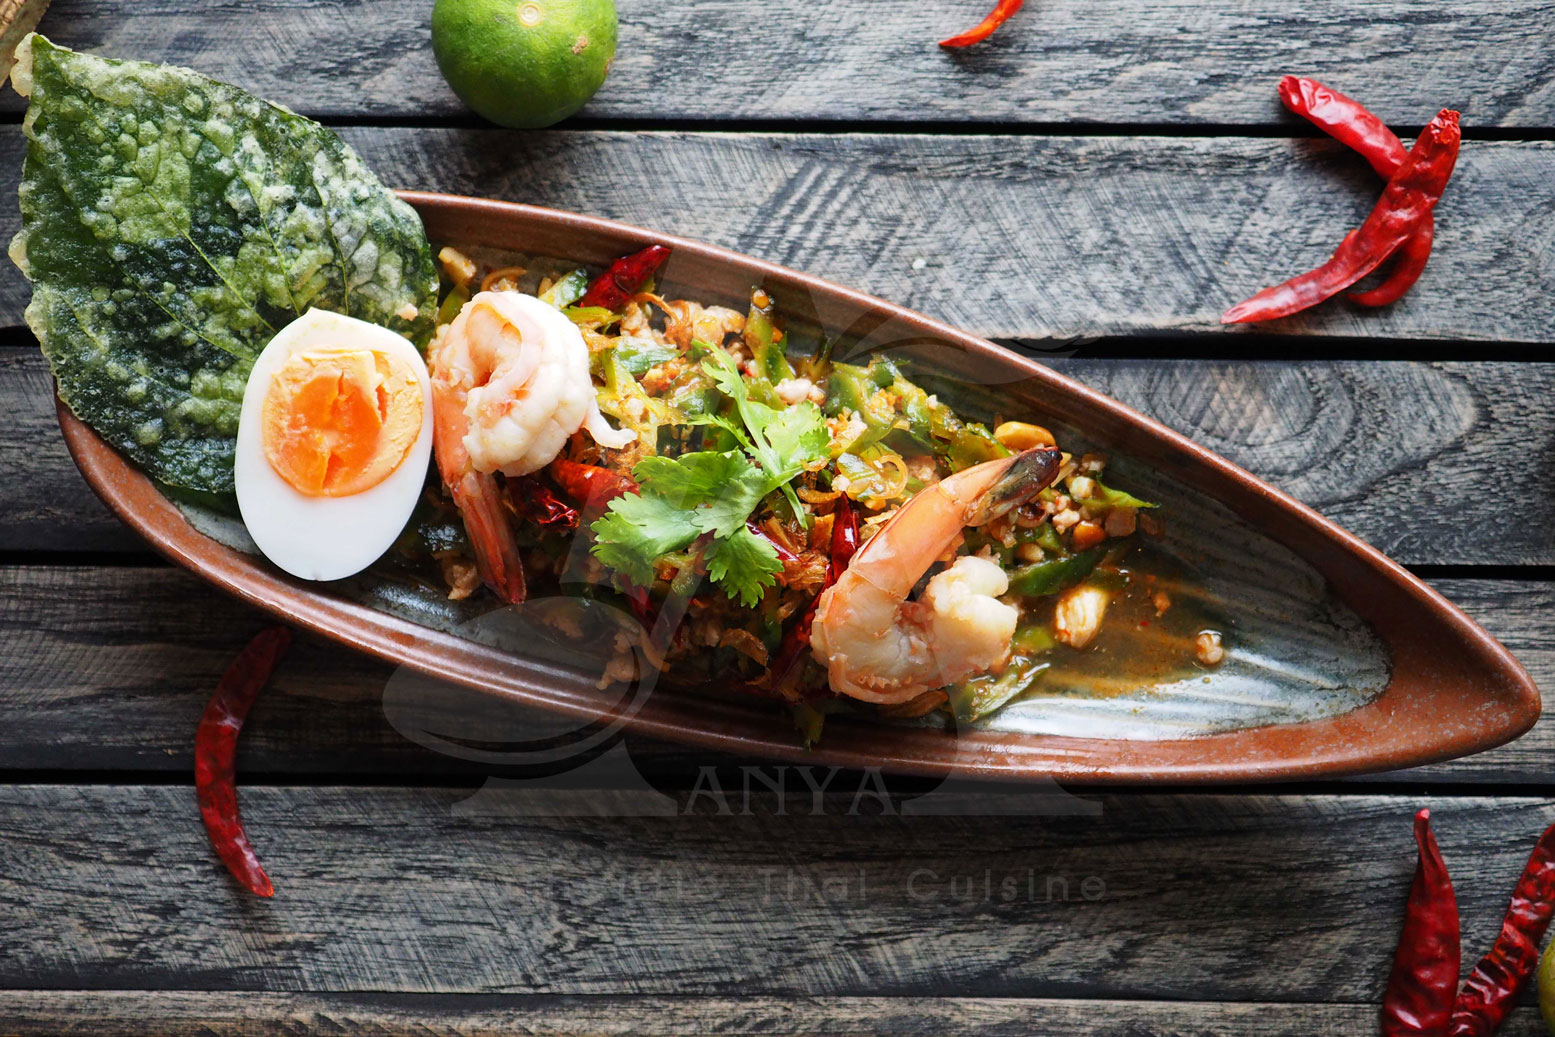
55, 192, 1539, 783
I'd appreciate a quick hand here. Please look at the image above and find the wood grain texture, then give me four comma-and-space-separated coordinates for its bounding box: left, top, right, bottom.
1, 786, 1552, 1001
1, 129, 1553, 342
0, 992, 1545, 1037
0, 346, 127, 550
11, 0, 1555, 127
9, 347, 1554, 564
0, 566, 1548, 785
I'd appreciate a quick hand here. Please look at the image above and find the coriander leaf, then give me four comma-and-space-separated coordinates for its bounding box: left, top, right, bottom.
590, 344, 830, 601
700, 344, 827, 524
631, 451, 747, 506
683, 410, 753, 452
704, 526, 783, 607
10, 35, 438, 493
632, 451, 769, 538
754, 398, 829, 475
590, 492, 701, 588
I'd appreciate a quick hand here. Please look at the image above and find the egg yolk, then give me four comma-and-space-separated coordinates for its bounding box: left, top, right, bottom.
261, 348, 423, 497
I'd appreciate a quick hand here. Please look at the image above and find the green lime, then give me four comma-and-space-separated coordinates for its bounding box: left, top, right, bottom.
1540, 938, 1555, 1034
431, 0, 617, 129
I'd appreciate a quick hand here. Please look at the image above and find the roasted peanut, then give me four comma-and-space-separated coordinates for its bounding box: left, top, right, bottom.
994, 421, 1057, 451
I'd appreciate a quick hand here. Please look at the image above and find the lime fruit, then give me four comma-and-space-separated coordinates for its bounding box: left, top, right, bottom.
431, 0, 617, 129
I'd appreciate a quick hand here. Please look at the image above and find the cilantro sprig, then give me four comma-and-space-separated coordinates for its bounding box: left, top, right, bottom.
589, 344, 828, 606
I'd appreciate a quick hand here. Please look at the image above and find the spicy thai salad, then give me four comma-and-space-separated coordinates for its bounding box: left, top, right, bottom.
410, 244, 1207, 731
10, 36, 1222, 742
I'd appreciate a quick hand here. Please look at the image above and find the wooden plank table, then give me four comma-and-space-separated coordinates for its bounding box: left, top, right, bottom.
2, 2, 1553, 1033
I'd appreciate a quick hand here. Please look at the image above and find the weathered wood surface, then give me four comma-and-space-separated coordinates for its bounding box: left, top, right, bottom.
1, 787, 1550, 1001
0, 992, 1544, 1037
9, 346, 1553, 564
10, 0, 1555, 127
5, 1, 1554, 1029
2, 129, 1553, 343
1, 566, 1548, 785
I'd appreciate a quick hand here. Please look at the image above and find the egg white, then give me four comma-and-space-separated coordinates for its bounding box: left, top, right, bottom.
234, 308, 434, 582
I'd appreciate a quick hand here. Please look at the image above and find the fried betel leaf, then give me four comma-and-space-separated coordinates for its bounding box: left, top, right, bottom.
9, 34, 438, 492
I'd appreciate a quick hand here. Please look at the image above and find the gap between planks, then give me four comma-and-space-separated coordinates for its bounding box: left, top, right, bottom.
0, 992, 1546, 1036
10, 0, 1555, 128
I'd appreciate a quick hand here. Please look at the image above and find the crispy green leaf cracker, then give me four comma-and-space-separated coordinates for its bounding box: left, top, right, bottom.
9, 34, 438, 492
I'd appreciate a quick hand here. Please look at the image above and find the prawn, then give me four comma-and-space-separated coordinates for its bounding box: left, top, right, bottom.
810, 448, 1061, 703
428, 291, 634, 603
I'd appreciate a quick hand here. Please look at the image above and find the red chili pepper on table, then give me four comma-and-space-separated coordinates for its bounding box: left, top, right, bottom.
1382, 809, 1461, 1037
1449, 822, 1555, 1036
1276, 76, 1438, 310
1222, 109, 1460, 324
578, 244, 671, 310
195, 627, 291, 898
1279, 75, 1408, 177
939, 0, 1024, 47
1349, 212, 1435, 308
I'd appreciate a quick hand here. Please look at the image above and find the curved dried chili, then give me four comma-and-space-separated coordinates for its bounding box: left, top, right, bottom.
1449, 821, 1555, 1036
1277, 76, 1436, 309
578, 244, 671, 311
1222, 109, 1460, 324
1279, 75, 1407, 178
195, 626, 291, 898
1350, 211, 1435, 308
939, 0, 1024, 47
1383, 809, 1460, 1036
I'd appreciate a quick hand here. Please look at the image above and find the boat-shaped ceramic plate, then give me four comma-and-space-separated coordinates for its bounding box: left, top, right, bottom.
56, 192, 1540, 783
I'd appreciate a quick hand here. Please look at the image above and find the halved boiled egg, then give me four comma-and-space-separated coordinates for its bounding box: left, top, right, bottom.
234, 308, 433, 582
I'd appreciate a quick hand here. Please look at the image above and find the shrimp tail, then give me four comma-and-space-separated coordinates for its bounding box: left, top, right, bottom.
452, 470, 527, 604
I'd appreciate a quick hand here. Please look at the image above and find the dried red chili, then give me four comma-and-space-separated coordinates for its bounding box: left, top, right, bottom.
1222, 109, 1460, 324
764, 498, 859, 694
509, 476, 579, 529
746, 519, 800, 565
195, 626, 291, 898
548, 458, 638, 513
1279, 75, 1407, 178
1450, 821, 1555, 1036
546, 459, 650, 622
828, 494, 860, 570
578, 244, 671, 311
1350, 212, 1435, 308
1277, 76, 1437, 309
939, 0, 1024, 47
1383, 809, 1461, 1037
624, 584, 655, 629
